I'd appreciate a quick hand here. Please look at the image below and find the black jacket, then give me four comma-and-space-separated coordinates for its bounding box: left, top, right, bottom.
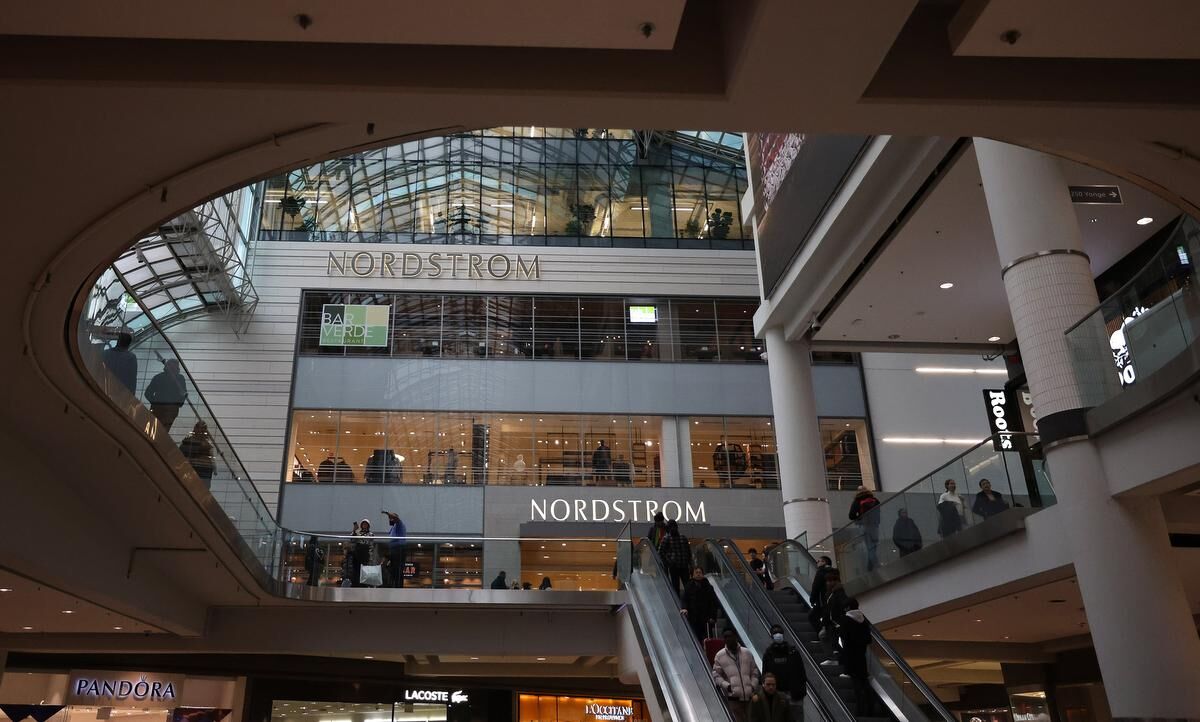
144, 370, 187, 406
848, 493, 881, 527
810, 566, 832, 609
658, 533, 692, 570
838, 611, 872, 680
681, 578, 718, 622
823, 586, 849, 631
749, 691, 793, 722
490, 574, 507, 589
892, 515, 923, 552
761, 642, 806, 697
973, 490, 1009, 518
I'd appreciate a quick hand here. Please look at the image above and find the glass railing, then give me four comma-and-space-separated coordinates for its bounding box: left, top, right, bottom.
1065, 215, 1200, 407
768, 539, 957, 722
808, 433, 1050, 588
259, 229, 755, 251
78, 273, 281, 579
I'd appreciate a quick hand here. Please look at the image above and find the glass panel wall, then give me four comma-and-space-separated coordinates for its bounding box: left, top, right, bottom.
289, 411, 766, 488
299, 291, 765, 363
820, 417, 875, 491
259, 127, 753, 250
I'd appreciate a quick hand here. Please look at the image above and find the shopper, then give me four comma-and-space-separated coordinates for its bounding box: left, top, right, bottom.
712, 629, 760, 722
382, 511, 407, 588
444, 447, 459, 483
179, 421, 216, 488
937, 479, 965, 537
808, 556, 834, 631
539, 576, 553, 590
591, 440, 612, 483
102, 332, 138, 394
340, 522, 359, 587
351, 518, 377, 588
303, 535, 325, 587
490, 570, 508, 589
748, 548, 772, 589
749, 673, 793, 722
972, 478, 1009, 519
657, 519, 692, 595
761, 624, 805, 700
839, 597, 878, 716
892, 508, 923, 557
647, 512, 668, 549
144, 359, 188, 432
680, 566, 719, 641
521, 581, 532, 590
819, 570, 848, 665
848, 486, 882, 571
512, 453, 527, 483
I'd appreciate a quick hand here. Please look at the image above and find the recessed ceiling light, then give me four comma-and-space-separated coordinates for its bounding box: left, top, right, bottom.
910, 633, 923, 637
113, 626, 123, 630
363, 655, 373, 659
1088, 218, 1099, 223
536, 657, 547, 661
470, 657, 479, 660
974, 619, 983, 623
21, 626, 33, 631
0, 588, 12, 592
939, 282, 954, 289
61, 610, 74, 614
1137, 217, 1154, 225
988, 336, 1001, 342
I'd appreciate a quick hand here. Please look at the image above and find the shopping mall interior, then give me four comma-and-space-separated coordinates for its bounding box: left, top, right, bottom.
2, 3, 1200, 722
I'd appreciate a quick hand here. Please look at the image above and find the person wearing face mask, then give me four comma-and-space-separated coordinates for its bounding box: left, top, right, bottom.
760, 624, 805, 701
937, 478, 965, 537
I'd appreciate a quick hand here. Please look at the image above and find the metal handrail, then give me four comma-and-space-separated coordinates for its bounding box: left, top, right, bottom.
808, 431, 1042, 555
708, 540, 854, 722
1063, 214, 1189, 336
767, 539, 957, 722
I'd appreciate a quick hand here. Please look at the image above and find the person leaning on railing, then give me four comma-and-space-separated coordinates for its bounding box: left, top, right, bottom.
972, 478, 1009, 519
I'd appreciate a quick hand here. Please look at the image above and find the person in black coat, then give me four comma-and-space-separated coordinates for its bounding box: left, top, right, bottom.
304, 535, 325, 587
807, 556, 833, 631
490, 571, 508, 589
680, 566, 719, 641
839, 597, 880, 716
761, 624, 806, 699
847, 487, 882, 570
892, 508, 923, 557
972, 478, 1009, 518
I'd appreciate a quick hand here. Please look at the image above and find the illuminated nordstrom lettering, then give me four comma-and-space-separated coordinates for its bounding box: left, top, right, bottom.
531, 498, 705, 523
328, 251, 540, 280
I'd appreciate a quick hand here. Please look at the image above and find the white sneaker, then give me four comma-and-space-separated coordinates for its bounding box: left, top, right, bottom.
820, 660, 838, 667
838, 673, 851, 679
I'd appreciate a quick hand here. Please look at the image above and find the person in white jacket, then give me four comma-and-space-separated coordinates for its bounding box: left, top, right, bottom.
712, 628, 760, 722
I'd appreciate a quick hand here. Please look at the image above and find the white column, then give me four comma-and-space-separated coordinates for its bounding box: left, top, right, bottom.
659, 417, 681, 487
676, 417, 694, 488
977, 139, 1200, 720
763, 328, 831, 541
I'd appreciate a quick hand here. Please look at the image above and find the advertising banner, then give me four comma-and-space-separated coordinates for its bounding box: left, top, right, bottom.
319, 304, 390, 347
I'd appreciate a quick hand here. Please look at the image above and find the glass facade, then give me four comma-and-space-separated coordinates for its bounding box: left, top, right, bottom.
518, 694, 649, 722
288, 410, 778, 489
259, 127, 751, 250
299, 291, 764, 363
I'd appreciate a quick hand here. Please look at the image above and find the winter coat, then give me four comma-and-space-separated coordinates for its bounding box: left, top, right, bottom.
712, 645, 760, 702
892, 516, 923, 553
848, 492, 881, 527
658, 533, 692, 570
681, 578, 718, 623
761, 642, 806, 697
144, 370, 187, 406
937, 499, 964, 536
490, 574, 508, 589
180, 433, 215, 479
102, 347, 138, 394
749, 691, 794, 722
973, 490, 1009, 518
839, 609, 871, 680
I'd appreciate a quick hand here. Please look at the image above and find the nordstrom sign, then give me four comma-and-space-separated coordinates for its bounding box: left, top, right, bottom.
531, 498, 706, 523
327, 251, 541, 280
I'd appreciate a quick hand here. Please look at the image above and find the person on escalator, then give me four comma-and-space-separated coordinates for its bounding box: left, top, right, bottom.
848, 486, 882, 571
680, 566, 718, 641
749, 673, 793, 722
647, 511, 667, 549
712, 629, 760, 722
657, 519, 692, 596
819, 570, 849, 666
807, 556, 834, 632
761, 625, 805, 701
747, 548, 772, 589
839, 597, 880, 716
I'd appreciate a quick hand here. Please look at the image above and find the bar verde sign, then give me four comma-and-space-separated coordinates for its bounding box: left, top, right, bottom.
67, 671, 182, 708
320, 304, 390, 347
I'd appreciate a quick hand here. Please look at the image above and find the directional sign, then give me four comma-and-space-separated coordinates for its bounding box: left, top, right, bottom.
1068, 185, 1122, 205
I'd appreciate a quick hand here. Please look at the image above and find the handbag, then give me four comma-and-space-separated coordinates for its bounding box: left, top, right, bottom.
359, 564, 383, 587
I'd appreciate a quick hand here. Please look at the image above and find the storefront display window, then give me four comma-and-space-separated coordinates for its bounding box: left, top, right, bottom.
820, 418, 875, 491
0, 672, 236, 722
297, 291, 764, 364
689, 417, 778, 489
518, 694, 647, 722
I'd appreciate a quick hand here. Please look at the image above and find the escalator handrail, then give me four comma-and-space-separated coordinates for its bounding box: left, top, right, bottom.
768, 539, 957, 722
629, 538, 735, 722
710, 540, 855, 722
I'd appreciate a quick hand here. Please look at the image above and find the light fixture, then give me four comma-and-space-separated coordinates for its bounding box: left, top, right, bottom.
988, 336, 1001, 342
910, 633, 923, 637
882, 437, 983, 445
915, 367, 1007, 375
536, 657, 547, 661
939, 282, 954, 289
61, 610, 74, 614
363, 655, 374, 659
113, 626, 124, 630
1137, 217, 1154, 225
470, 657, 479, 660
0, 587, 12, 592
21, 626, 32, 631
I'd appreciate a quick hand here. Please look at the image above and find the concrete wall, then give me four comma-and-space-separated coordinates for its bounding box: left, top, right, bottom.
167, 240, 761, 512
861, 352, 1006, 490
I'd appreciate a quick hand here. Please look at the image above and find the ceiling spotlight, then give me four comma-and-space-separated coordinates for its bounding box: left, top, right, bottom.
0, 588, 12, 592
113, 626, 123, 630
988, 336, 1001, 342
1088, 218, 1099, 224
21, 626, 33, 631
939, 282, 954, 289
1137, 217, 1154, 225
536, 657, 547, 661
61, 610, 74, 614
363, 655, 374, 660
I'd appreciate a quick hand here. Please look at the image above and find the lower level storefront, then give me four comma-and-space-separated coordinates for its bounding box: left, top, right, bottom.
0, 670, 240, 722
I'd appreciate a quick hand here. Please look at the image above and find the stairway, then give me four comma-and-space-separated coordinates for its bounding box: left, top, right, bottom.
769, 587, 891, 722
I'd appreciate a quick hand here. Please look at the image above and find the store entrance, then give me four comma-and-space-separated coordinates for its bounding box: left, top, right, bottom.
392, 704, 446, 722
272, 700, 450, 722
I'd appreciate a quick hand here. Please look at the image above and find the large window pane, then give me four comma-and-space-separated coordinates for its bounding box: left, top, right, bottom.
674, 299, 718, 361
725, 416, 777, 489
533, 297, 579, 358
441, 294, 488, 357
690, 416, 726, 488
625, 298, 669, 361
821, 418, 875, 491
391, 293, 442, 357
580, 297, 626, 359
716, 299, 763, 362
536, 413, 585, 484
488, 295, 534, 358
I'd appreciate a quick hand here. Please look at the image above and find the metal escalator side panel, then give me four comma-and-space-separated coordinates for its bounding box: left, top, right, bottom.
767, 540, 958, 722
709, 540, 854, 722
628, 540, 735, 722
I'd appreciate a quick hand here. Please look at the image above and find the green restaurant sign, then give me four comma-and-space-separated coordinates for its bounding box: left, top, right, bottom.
320, 304, 390, 347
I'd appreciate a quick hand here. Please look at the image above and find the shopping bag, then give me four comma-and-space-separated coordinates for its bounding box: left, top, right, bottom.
359, 564, 383, 587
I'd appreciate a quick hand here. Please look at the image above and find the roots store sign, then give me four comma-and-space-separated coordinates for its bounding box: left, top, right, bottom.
68, 672, 183, 708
